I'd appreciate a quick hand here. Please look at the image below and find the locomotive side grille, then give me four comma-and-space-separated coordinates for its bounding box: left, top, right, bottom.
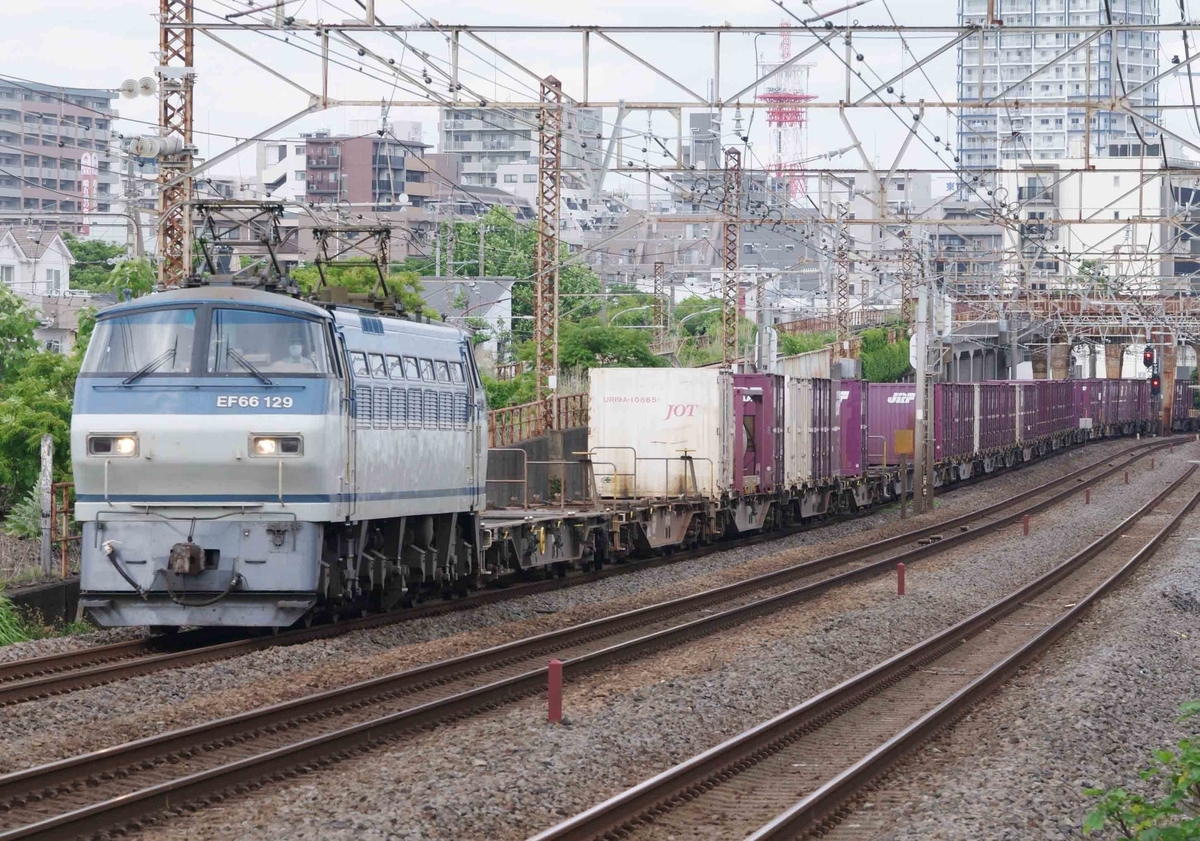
373, 387, 390, 429
391, 388, 407, 429
453, 393, 469, 430
423, 390, 438, 429
408, 387, 422, 426
439, 392, 453, 430
355, 385, 372, 428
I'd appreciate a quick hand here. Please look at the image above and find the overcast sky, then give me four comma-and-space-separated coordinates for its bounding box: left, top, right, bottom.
5, 0, 1197, 193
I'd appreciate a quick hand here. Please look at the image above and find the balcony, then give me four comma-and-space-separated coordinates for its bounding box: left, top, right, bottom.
307, 156, 338, 168
1017, 186, 1056, 202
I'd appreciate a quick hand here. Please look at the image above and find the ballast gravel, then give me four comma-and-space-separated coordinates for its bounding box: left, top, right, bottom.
0, 438, 1150, 772
124, 443, 1198, 841
817, 506, 1200, 840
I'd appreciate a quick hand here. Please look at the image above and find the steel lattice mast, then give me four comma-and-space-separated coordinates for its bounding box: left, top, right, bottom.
535, 77, 563, 427
157, 0, 194, 288
722, 148, 742, 366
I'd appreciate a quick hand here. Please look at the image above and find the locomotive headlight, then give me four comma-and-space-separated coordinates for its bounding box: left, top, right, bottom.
88, 434, 139, 457
250, 435, 303, 457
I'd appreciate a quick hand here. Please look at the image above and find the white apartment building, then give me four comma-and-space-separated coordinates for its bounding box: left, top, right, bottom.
257, 137, 311, 202
957, 0, 1159, 177
998, 148, 1199, 292
438, 106, 603, 188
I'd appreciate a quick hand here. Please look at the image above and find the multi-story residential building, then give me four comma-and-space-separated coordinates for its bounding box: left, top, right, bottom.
438, 105, 603, 188
257, 130, 435, 210
956, 0, 1160, 179
997, 143, 1200, 292
0, 78, 119, 233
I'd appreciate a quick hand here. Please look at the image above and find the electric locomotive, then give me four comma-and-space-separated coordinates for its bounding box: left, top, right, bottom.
72, 286, 488, 629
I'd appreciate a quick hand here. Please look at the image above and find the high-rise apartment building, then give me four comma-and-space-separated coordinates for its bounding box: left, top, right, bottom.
0, 78, 119, 232
956, 0, 1160, 176
438, 106, 603, 188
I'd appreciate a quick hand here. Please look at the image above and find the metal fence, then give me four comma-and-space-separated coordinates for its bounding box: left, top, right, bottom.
488, 393, 589, 448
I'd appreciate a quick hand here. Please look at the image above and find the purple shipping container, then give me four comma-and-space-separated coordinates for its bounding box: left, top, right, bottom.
979, 382, 1016, 452
1049, 381, 1073, 435
1013, 382, 1040, 442
1174, 380, 1198, 427
838, 380, 866, 476
866, 382, 915, 466
1072, 380, 1103, 431
934, 383, 975, 461
734, 373, 785, 494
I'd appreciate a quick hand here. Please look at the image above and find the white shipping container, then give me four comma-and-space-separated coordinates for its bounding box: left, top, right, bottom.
783, 377, 808, 487
589, 368, 734, 498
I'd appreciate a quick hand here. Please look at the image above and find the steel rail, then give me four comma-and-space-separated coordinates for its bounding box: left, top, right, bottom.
0, 438, 1161, 708
0, 442, 1171, 841
530, 468, 1200, 841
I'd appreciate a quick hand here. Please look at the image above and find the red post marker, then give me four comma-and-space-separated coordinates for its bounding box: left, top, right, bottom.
1171, 444, 1175, 453
548, 658, 563, 724
1022, 514, 1030, 536
1085, 488, 1091, 505
897, 562, 906, 596
1125, 470, 1130, 485
1151, 457, 1155, 470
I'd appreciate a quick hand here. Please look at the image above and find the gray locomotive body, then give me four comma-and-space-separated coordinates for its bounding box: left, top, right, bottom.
73, 286, 487, 628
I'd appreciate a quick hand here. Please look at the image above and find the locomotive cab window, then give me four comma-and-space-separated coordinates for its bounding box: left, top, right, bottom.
435, 361, 450, 383
369, 353, 387, 378
403, 356, 419, 379
387, 355, 405, 379
419, 359, 435, 382
349, 352, 368, 377
208, 309, 331, 376
81, 308, 197, 376
450, 362, 465, 384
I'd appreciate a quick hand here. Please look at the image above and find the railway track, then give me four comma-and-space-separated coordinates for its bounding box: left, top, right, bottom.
0, 441, 1175, 840
530, 467, 1200, 841
0, 438, 1167, 709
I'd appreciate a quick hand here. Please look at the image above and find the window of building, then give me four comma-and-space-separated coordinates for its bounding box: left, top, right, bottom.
0, 265, 13, 286
294, 145, 305, 155
1114, 211, 1120, 219
1113, 176, 1121, 187
503, 174, 517, 183
294, 171, 305, 181
523, 173, 537, 183
46, 268, 61, 294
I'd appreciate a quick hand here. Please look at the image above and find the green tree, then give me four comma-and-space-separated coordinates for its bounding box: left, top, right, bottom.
1084, 702, 1200, 840
0, 285, 38, 383
481, 371, 536, 410
290, 265, 429, 315
105, 258, 156, 299
554, 320, 666, 369
61, 233, 125, 292
860, 326, 912, 383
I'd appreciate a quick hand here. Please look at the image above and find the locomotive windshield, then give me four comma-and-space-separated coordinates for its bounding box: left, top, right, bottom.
81, 308, 197, 376
207, 308, 331, 376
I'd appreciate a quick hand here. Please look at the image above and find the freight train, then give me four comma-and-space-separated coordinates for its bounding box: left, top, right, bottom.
71, 288, 1159, 630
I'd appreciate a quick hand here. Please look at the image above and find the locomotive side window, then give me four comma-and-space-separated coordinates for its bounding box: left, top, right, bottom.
208, 309, 330, 375
369, 353, 387, 378
349, 352, 368, 377
82, 308, 196, 376
403, 356, 419, 379
387, 355, 405, 379
435, 361, 450, 383
419, 359, 435, 382
450, 362, 465, 384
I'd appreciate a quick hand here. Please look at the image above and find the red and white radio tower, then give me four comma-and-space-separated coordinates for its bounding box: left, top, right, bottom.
757, 22, 817, 202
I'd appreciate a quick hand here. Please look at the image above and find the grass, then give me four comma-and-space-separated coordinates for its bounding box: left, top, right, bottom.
0, 597, 92, 646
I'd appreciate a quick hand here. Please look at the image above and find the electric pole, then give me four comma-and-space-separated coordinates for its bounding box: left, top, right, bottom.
913, 282, 928, 515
